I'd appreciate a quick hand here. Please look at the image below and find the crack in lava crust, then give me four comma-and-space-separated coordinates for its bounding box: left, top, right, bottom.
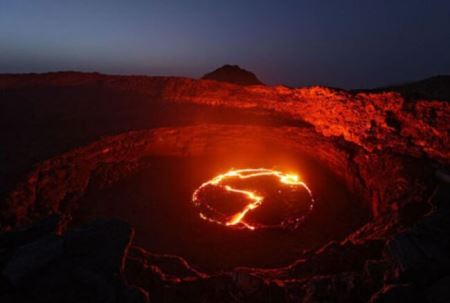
192, 168, 315, 230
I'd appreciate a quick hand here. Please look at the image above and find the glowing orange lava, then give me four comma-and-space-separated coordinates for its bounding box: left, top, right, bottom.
192, 168, 314, 230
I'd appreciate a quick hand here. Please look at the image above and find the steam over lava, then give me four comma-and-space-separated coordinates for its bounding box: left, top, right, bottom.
192, 169, 314, 230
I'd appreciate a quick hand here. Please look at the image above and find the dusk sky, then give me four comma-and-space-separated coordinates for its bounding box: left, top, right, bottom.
1, 0, 450, 89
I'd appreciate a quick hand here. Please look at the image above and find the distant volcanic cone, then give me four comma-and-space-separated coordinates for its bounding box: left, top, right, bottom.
202, 64, 264, 85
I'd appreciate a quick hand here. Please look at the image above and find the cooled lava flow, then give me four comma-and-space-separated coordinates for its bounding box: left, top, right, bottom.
192, 168, 315, 230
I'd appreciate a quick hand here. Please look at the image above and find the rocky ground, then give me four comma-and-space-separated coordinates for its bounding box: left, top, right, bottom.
0, 72, 449, 302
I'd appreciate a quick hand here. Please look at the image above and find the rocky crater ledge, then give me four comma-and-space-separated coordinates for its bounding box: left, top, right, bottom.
0, 215, 149, 302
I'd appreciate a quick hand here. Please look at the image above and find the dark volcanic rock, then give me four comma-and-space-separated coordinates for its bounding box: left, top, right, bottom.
0, 217, 147, 303
299, 272, 365, 303
65, 219, 133, 275
365, 75, 450, 102
119, 284, 150, 303
368, 284, 423, 303
3, 234, 64, 286
0, 213, 61, 247
367, 173, 450, 303
202, 64, 264, 85
425, 275, 450, 303
287, 240, 386, 279
127, 246, 206, 280
385, 179, 450, 286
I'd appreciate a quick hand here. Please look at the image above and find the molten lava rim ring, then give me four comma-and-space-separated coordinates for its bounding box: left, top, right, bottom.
192, 168, 315, 230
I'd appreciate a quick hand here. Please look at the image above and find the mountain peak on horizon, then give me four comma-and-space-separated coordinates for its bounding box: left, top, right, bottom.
201, 64, 263, 86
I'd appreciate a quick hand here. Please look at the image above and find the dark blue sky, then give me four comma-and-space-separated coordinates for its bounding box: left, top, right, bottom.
1, 0, 450, 89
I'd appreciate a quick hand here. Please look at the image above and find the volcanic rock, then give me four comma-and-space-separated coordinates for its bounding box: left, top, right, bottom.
118, 284, 150, 303
368, 284, 423, 303
299, 272, 364, 303
232, 270, 265, 294
3, 234, 64, 286
0, 72, 449, 302
0, 213, 61, 247
201, 64, 264, 85
0, 217, 147, 303
363, 259, 390, 292
365, 75, 450, 102
425, 275, 450, 303
127, 246, 206, 280
64, 219, 133, 274
0, 72, 448, 192
286, 239, 386, 279
385, 182, 450, 285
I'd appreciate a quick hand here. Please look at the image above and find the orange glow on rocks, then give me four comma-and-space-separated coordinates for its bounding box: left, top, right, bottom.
192, 168, 314, 230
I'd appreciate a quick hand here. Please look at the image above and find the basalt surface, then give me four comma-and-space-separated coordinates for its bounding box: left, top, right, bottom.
1, 73, 449, 302
1, 72, 448, 163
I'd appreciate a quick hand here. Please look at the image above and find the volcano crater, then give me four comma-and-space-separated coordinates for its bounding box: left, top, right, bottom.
2, 125, 382, 272
1, 72, 447, 302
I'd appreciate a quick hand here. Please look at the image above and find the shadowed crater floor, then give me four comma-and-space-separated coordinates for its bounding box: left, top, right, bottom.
72, 149, 367, 272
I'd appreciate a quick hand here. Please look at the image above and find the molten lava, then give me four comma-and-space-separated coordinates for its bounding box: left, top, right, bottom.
192, 168, 314, 230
